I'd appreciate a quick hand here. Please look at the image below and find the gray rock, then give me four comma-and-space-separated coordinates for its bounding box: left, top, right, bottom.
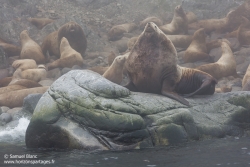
46, 68, 62, 80
26, 70, 250, 151
39, 79, 54, 87
0, 106, 10, 114
0, 113, 12, 126
22, 94, 43, 114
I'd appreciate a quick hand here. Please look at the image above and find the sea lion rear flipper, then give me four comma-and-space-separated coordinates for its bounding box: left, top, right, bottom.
183, 79, 214, 97
161, 89, 190, 106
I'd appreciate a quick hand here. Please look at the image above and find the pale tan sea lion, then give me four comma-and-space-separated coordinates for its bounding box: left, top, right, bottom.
0, 85, 27, 95
0, 77, 12, 87
108, 51, 117, 66
12, 59, 37, 71
0, 86, 49, 108
139, 17, 163, 29
125, 22, 216, 106
88, 66, 109, 75
9, 79, 42, 88
186, 11, 197, 24
108, 23, 137, 41
167, 35, 193, 49
197, 40, 237, 80
160, 5, 188, 35
103, 55, 126, 84
47, 37, 84, 70
183, 28, 211, 63
11, 65, 47, 83
27, 17, 54, 29
20, 30, 46, 64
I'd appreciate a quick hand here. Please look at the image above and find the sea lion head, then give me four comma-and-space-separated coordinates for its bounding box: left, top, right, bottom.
113, 55, 126, 66
175, 5, 186, 18
59, 21, 84, 38
142, 22, 165, 39
60, 37, 69, 48
20, 30, 30, 42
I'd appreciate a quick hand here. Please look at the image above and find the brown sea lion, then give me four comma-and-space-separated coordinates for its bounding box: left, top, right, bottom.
103, 55, 126, 84
127, 36, 138, 51
237, 17, 250, 46
183, 28, 211, 63
108, 23, 137, 41
125, 22, 216, 106
42, 21, 87, 58
27, 17, 54, 29
160, 5, 188, 35
215, 86, 232, 93
20, 30, 46, 64
9, 79, 42, 88
0, 42, 21, 57
0, 85, 27, 95
175, 67, 217, 97
197, 40, 237, 80
139, 17, 163, 29
0, 86, 49, 108
0, 77, 12, 87
242, 64, 250, 91
12, 59, 37, 71
167, 35, 193, 49
47, 37, 84, 70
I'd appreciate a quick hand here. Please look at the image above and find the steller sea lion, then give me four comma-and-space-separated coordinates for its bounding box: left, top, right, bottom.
183, 28, 212, 63
175, 67, 217, 97
0, 86, 49, 108
160, 5, 188, 35
108, 51, 117, 66
186, 11, 197, 24
242, 64, 250, 91
0, 42, 21, 57
27, 17, 54, 29
237, 17, 250, 46
103, 55, 127, 85
47, 37, 84, 70
9, 79, 42, 88
127, 36, 138, 51
197, 40, 237, 80
0, 77, 12, 87
125, 22, 217, 106
108, 23, 137, 41
12, 59, 37, 71
88, 66, 109, 75
41, 21, 87, 58
20, 30, 46, 64
0, 85, 27, 95
139, 17, 163, 29
11, 65, 47, 83
167, 35, 193, 49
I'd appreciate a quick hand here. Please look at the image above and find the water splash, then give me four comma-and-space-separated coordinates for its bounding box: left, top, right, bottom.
0, 117, 30, 143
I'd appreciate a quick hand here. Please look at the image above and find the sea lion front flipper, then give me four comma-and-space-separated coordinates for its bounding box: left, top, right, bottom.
161, 79, 189, 106
182, 79, 215, 97
161, 89, 190, 106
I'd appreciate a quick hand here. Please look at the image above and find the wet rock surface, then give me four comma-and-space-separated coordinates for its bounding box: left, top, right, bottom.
26, 70, 250, 150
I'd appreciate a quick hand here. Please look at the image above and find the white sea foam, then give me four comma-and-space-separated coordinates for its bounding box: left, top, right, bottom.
0, 117, 30, 142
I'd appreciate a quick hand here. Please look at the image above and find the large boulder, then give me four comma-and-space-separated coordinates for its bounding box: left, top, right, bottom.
25, 70, 250, 151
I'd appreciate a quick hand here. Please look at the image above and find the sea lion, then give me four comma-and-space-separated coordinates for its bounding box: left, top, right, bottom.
167, 35, 193, 49
20, 30, 46, 64
215, 86, 232, 93
183, 28, 211, 63
0, 86, 49, 108
0, 42, 21, 57
139, 17, 163, 29
11, 65, 47, 83
197, 40, 237, 80
108, 51, 117, 66
103, 55, 126, 84
242, 64, 250, 91
160, 5, 188, 35
88, 66, 109, 75
9, 79, 42, 88
0, 85, 27, 95
186, 11, 197, 24
175, 67, 217, 97
108, 23, 137, 41
0, 77, 12, 87
27, 17, 54, 29
42, 21, 87, 58
237, 17, 250, 46
125, 22, 216, 106
47, 37, 84, 70
127, 36, 138, 51
12, 59, 37, 71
